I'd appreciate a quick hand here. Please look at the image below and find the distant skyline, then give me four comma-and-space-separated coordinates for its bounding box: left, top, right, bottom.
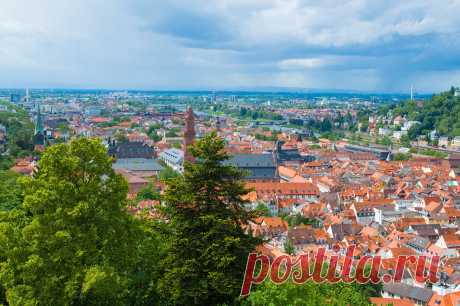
1, 1, 460, 93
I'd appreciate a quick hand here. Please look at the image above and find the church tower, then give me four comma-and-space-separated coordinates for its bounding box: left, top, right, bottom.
34, 102, 45, 149
183, 106, 195, 162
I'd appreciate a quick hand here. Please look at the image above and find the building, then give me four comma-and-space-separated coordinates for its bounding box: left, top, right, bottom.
84, 106, 103, 117
108, 141, 155, 159
225, 153, 277, 181
343, 144, 391, 160
439, 137, 449, 148
10, 94, 22, 104
183, 106, 195, 163
275, 140, 315, 164
451, 136, 460, 149
112, 158, 164, 178
382, 283, 433, 305
159, 148, 184, 172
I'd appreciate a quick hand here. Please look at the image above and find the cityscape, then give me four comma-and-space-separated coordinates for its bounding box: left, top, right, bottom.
2, 1, 460, 306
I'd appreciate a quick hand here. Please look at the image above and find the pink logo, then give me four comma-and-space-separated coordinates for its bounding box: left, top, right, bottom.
241, 245, 440, 296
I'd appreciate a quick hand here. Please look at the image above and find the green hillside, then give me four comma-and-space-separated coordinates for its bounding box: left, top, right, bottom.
382, 87, 460, 139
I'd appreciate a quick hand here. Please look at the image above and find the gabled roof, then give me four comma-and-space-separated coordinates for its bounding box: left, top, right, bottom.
113, 158, 164, 172
225, 153, 275, 168
383, 283, 433, 303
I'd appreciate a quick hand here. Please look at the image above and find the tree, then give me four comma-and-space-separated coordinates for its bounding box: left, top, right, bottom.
320, 118, 333, 132
0, 138, 143, 306
158, 166, 180, 182
285, 213, 315, 227
0, 170, 22, 211
283, 238, 295, 255
147, 125, 162, 142
114, 131, 128, 143
136, 182, 160, 201
393, 153, 411, 161
157, 132, 261, 305
400, 135, 411, 147
243, 281, 372, 306
254, 203, 271, 217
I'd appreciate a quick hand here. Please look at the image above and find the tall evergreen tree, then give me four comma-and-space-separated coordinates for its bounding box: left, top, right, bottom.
158, 132, 261, 305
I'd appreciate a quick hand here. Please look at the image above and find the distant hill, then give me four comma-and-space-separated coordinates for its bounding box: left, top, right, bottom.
381, 87, 460, 139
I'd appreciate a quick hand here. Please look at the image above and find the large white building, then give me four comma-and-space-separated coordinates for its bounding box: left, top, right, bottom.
159, 148, 184, 173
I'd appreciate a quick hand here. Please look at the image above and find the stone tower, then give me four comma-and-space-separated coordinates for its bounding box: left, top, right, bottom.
183, 106, 195, 162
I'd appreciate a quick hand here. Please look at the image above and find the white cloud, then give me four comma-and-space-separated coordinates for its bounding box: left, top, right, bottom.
0, 0, 459, 91
278, 58, 324, 70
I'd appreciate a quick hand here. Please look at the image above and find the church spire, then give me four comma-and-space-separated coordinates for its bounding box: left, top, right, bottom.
34, 102, 45, 148
35, 102, 43, 135
183, 106, 195, 162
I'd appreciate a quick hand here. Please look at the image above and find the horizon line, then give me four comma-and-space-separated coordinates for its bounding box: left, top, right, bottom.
0, 87, 436, 96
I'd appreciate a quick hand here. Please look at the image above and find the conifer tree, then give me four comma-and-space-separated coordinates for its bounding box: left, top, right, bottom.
158, 132, 261, 305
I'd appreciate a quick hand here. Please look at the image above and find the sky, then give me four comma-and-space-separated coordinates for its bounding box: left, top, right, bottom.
1, 0, 460, 93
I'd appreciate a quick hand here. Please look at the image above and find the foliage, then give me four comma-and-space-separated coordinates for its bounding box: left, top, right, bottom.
376, 136, 392, 146
0, 138, 144, 305
238, 107, 283, 121
415, 148, 448, 159
0, 156, 14, 171
158, 166, 180, 182
254, 203, 271, 217
147, 125, 162, 142
283, 239, 295, 255
283, 213, 317, 227
242, 281, 372, 306
157, 132, 261, 305
136, 182, 161, 201
384, 89, 460, 138
0, 101, 34, 157
254, 132, 278, 141
0, 171, 22, 211
114, 131, 128, 143
320, 131, 343, 141
392, 153, 412, 161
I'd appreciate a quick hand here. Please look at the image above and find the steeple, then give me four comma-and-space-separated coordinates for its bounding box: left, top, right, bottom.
34, 102, 45, 147
35, 102, 44, 135
183, 106, 195, 162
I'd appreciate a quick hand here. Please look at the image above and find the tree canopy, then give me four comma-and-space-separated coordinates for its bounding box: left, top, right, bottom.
243, 280, 373, 306
384, 89, 460, 139
0, 138, 144, 305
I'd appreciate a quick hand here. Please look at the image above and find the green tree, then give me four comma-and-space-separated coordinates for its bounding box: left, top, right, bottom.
158, 166, 180, 182
158, 132, 261, 305
283, 238, 295, 255
254, 203, 271, 217
393, 153, 411, 161
243, 281, 372, 306
0, 138, 142, 306
400, 135, 411, 147
114, 131, 128, 143
147, 125, 162, 142
0, 170, 22, 211
136, 182, 160, 201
